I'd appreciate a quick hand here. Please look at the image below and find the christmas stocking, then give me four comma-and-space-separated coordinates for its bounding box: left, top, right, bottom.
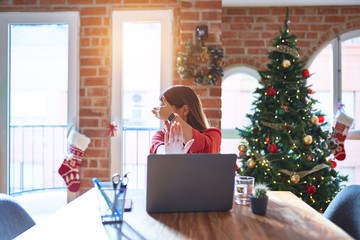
58, 127, 90, 192
333, 111, 354, 161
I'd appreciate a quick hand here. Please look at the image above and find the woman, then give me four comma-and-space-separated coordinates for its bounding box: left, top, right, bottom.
150, 85, 221, 154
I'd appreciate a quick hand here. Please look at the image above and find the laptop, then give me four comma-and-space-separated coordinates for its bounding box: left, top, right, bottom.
146, 153, 237, 213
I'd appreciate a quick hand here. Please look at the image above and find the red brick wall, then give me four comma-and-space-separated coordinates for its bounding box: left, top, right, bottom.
1, 3, 360, 193
222, 7, 360, 69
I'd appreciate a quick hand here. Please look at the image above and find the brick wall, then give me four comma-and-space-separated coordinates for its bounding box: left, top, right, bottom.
222, 7, 360, 69
1, 2, 360, 194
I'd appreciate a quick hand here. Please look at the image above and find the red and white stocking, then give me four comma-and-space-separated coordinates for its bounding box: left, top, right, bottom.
58, 128, 90, 192
333, 111, 354, 161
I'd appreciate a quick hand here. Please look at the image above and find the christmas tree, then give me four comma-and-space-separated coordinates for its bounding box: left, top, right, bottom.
236, 9, 347, 212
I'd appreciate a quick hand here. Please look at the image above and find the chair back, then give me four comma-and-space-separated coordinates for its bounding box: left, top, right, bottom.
323, 185, 360, 240
0, 194, 36, 240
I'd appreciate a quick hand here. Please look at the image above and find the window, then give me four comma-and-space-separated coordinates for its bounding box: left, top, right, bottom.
221, 66, 260, 154
0, 12, 79, 194
308, 30, 360, 185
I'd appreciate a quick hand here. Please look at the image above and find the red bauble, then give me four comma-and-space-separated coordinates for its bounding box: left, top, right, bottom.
265, 136, 270, 143
235, 164, 239, 172
318, 115, 325, 123
308, 88, 313, 94
330, 160, 337, 169
302, 68, 310, 77
307, 155, 312, 161
267, 87, 276, 97
268, 144, 278, 153
305, 184, 316, 195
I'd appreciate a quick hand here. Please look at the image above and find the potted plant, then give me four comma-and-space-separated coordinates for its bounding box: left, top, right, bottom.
250, 183, 269, 215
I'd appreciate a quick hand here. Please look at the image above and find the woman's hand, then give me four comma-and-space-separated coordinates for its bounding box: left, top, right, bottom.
164, 121, 194, 154
151, 96, 175, 122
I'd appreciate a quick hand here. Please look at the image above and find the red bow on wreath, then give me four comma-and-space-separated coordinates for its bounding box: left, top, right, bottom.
108, 122, 117, 137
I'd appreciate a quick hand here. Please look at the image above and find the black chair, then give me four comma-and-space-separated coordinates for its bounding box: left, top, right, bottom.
323, 185, 360, 240
0, 193, 36, 240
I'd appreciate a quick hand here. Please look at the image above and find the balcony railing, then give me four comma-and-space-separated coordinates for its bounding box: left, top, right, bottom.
9, 125, 159, 194
10, 125, 68, 194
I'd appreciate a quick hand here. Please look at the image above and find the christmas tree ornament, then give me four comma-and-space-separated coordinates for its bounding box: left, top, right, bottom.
318, 115, 325, 123
267, 87, 276, 96
303, 135, 313, 145
329, 160, 337, 169
302, 69, 310, 77
108, 121, 118, 137
282, 59, 291, 68
247, 159, 256, 168
307, 155, 312, 161
265, 136, 270, 143
58, 127, 90, 192
238, 144, 247, 152
305, 184, 317, 195
332, 111, 354, 161
308, 88, 313, 94
268, 144, 278, 153
290, 173, 300, 184
311, 116, 319, 125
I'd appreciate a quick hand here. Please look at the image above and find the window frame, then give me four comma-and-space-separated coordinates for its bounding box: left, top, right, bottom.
221, 65, 260, 139
307, 29, 360, 140
0, 12, 79, 193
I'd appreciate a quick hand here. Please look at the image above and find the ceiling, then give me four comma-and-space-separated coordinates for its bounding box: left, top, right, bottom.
222, 0, 360, 7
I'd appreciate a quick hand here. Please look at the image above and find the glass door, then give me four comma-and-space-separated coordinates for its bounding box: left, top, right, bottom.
0, 12, 79, 194
112, 10, 172, 189
9, 24, 69, 194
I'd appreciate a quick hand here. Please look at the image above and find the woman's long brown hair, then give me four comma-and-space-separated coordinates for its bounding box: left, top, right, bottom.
160, 85, 209, 132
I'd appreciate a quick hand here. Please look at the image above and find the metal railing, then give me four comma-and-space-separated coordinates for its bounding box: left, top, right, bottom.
10, 125, 68, 194
9, 125, 159, 194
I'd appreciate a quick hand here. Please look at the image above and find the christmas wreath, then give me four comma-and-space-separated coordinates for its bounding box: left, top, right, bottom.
176, 41, 224, 85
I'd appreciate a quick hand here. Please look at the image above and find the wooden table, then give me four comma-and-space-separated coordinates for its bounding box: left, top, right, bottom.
17, 188, 353, 240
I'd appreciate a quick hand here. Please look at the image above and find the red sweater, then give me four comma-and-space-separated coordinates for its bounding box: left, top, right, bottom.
150, 128, 221, 154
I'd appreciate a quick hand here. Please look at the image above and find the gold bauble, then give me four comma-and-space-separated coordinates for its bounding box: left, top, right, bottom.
238, 145, 247, 152
311, 116, 319, 125
282, 59, 291, 68
290, 173, 300, 184
303, 135, 313, 145
247, 159, 256, 168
